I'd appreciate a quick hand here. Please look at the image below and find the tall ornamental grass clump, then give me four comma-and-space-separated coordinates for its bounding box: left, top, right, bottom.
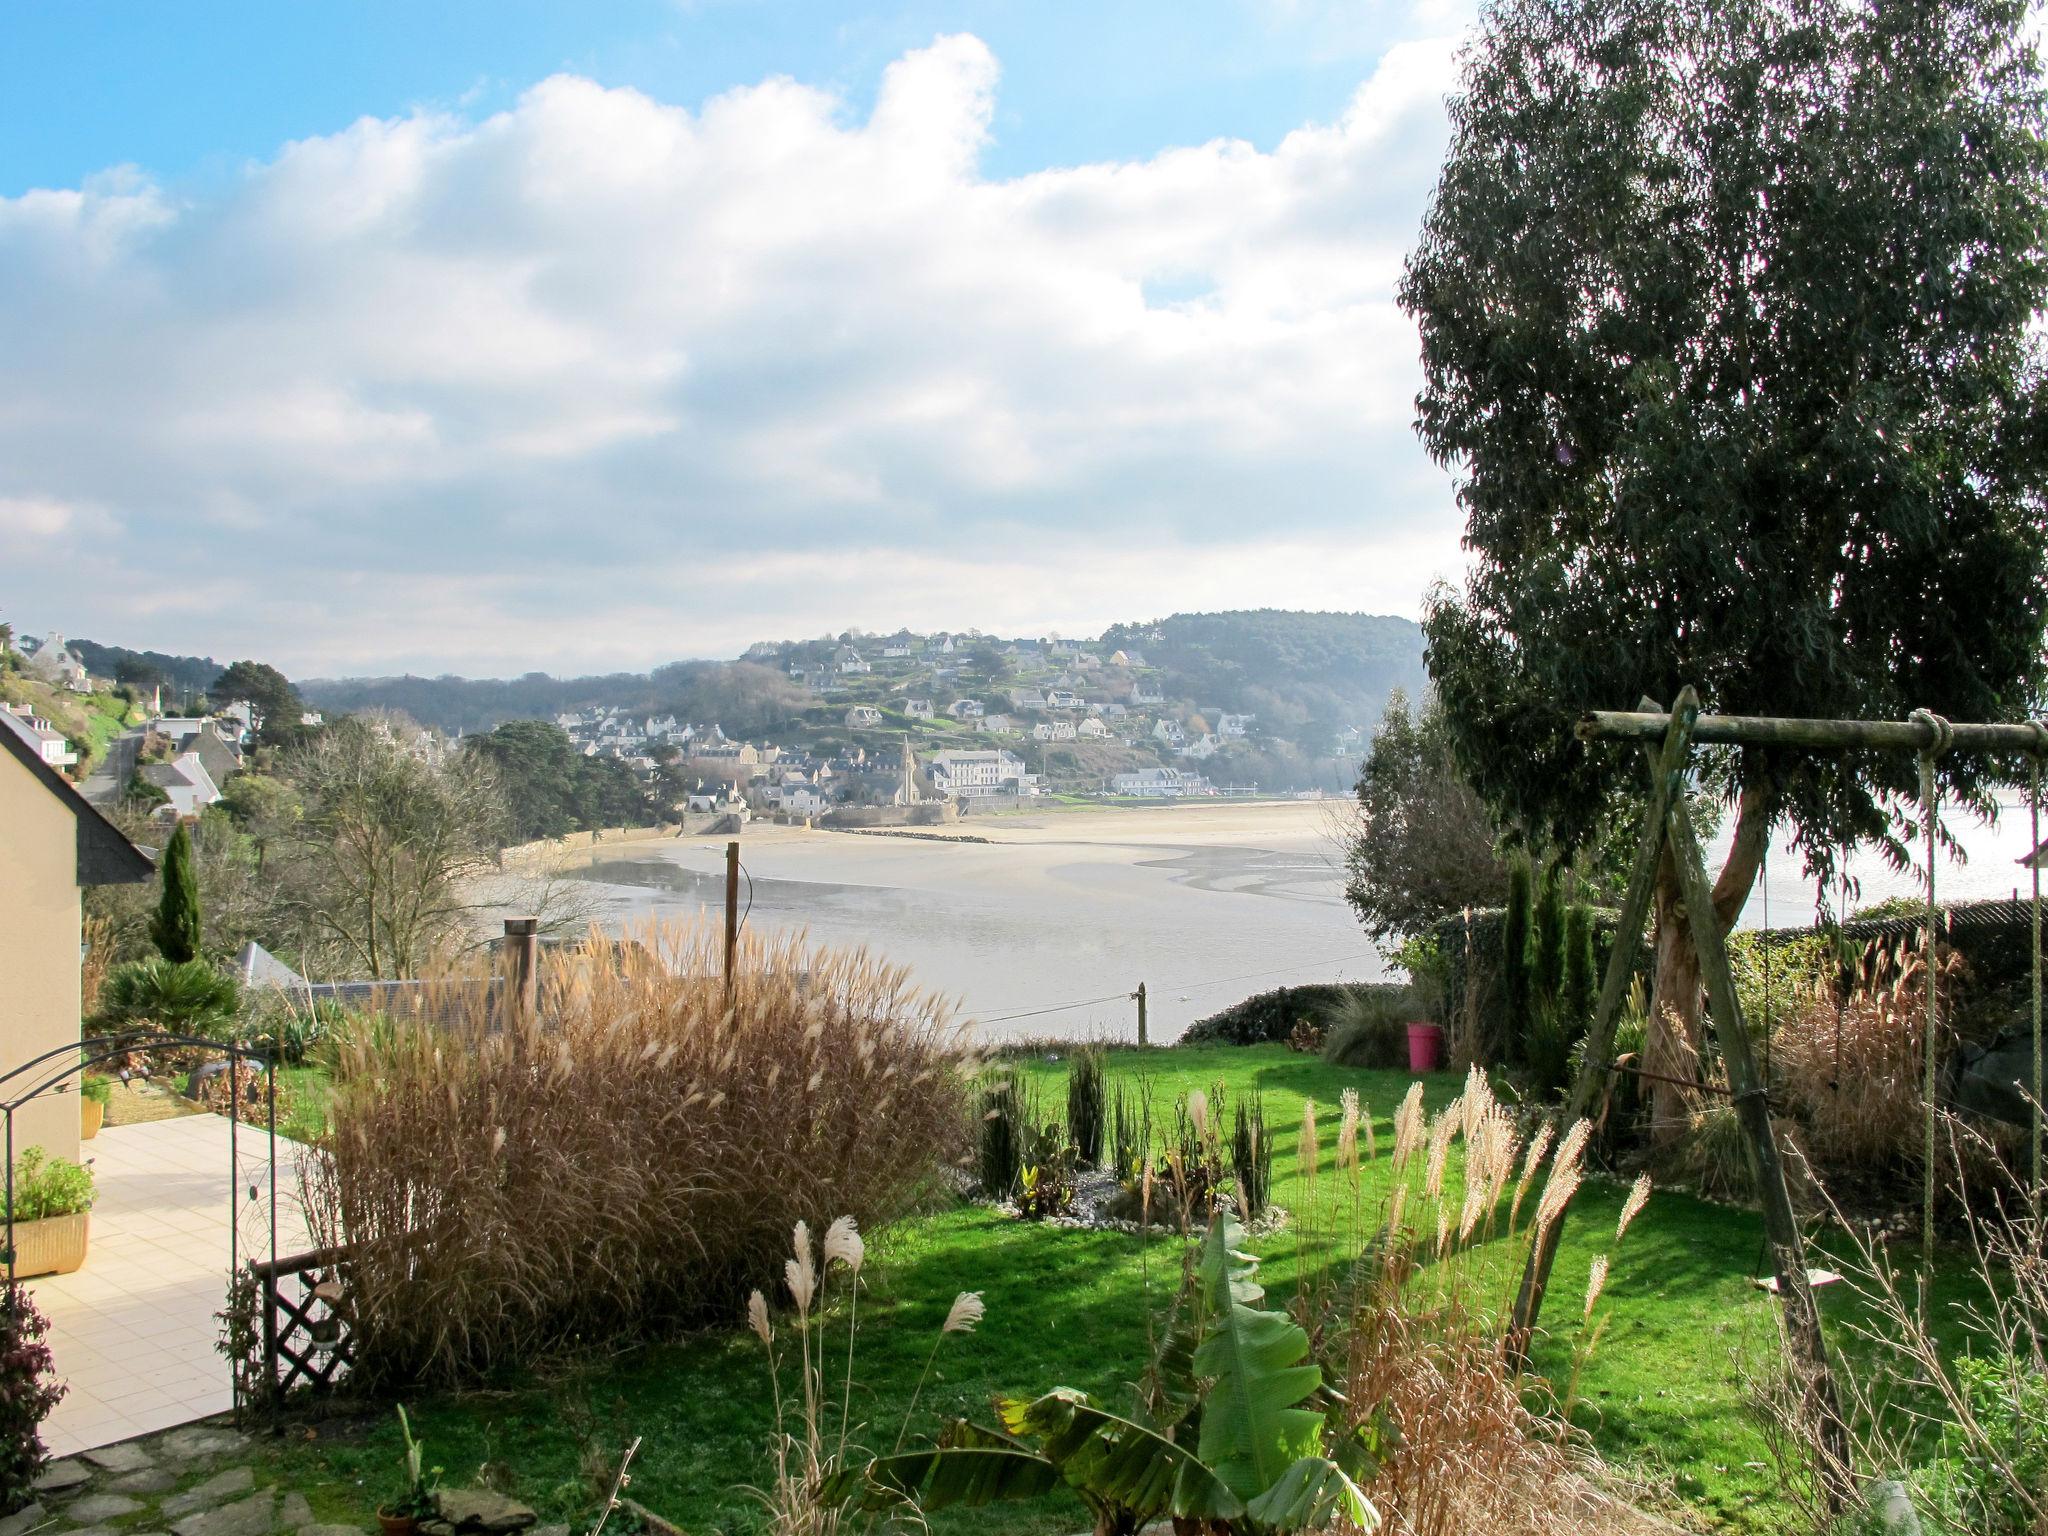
304, 920, 969, 1387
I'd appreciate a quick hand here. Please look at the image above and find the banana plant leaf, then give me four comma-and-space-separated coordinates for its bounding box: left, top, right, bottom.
1000, 1388, 1246, 1524
1244, 1454, 1380, 1533
823, 1445, 1063, 1513
1191, 1218, 1326, 1500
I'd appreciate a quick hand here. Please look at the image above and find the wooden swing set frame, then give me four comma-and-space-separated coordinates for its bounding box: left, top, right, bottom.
1507, 685, 2048, 1476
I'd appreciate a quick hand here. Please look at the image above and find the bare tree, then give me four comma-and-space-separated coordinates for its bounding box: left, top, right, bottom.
272, 719, 509, 978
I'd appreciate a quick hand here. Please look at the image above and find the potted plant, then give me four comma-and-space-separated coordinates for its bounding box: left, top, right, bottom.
3, 1148, 94, 1278
79, 1075, 112, 1141
376, 1406, 438, 1536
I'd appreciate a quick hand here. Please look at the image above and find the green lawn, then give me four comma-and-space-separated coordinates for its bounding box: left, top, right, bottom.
249, 1045, 1962, 1533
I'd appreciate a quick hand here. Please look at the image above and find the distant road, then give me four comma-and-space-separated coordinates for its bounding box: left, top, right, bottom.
81, 725, 142, 807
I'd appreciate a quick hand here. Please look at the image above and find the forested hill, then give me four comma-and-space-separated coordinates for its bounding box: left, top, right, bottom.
1101, 611, 1425, 735
297, 609, 1426, 739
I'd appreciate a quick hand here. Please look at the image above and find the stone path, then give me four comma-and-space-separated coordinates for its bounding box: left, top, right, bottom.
8, 1422, 567, 1536
7, 1423, 339, 1536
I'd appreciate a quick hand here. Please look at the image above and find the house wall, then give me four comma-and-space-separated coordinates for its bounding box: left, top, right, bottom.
0, 751, 84, 1165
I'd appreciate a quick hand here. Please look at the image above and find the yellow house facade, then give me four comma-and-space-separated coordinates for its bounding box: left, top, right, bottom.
1, 715, 152, 1164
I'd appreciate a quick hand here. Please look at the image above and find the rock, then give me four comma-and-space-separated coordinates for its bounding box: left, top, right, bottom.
530, 1526, 570, 1536
83, 1444, 154, 1474
1861, 1479, 1924, 1536
34, 1463, 92, 1494
162, 1468, 257, 1520
65, 1494, 146, 1524
417, 1521, 454, 1536
110, 1471, 179, 1495
299, 1526, 365, 1536
169, 1490, 276, 1536
155, 1429, 245, 1462
619, 1503, 682, 1536
431, 1492, 536, 1534
279, 1494, 314, 1528
0, 1501, 46, 1536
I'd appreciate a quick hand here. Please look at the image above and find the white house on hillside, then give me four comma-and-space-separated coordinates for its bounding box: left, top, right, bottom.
928, 748, 1030, 798
904, 699, 934, 720
845, 705, 883, 728
4, 707, 75, 768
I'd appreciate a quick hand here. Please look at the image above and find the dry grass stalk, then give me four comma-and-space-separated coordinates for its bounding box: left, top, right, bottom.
1345, 1289, 1643, 1536
1299, 1097, 1320, 1201
1773, 942, 1957, 1172
1337, 1088, 1361, 1179
303, 918, 969, 1386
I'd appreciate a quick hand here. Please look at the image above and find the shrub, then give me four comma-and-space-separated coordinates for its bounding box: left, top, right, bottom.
1229, 1094, 1273, 1221
1320, 984, 1416, 1069
1065, 1046, 1106, 1168
975, 1073, 1030, 1198
1501, 858, 1534, 1054
1919, 1353, 2048, 1536
4, 1148, 95, 1221
0, 1284, 65, 1511
78, 1074, 113, 1107
1774, 940, 1949, 1174
239, 994, 347, 1067
302, 919, 969, 1387
150, 821, 203, 963
95, 956, 240, 1039
1178, 983, 1352, 1046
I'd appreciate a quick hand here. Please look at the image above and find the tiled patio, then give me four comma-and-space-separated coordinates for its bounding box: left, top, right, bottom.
24, 1115, 315, 1456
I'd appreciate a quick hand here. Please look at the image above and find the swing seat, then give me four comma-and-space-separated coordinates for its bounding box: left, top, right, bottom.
1749, 1268, 1843, 1295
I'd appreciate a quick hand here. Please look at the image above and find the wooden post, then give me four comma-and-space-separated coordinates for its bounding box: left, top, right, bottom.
1508, 691, 1695, 1364
1136, 983, 1148, 1047
1663, 760, 1848, 1486
724, 841, 741, 989
503, 917, 539, 1021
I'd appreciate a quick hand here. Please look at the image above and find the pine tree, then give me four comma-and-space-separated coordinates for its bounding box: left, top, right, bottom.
149, 822, 202, 963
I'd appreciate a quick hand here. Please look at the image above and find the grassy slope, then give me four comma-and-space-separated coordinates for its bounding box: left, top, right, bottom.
253, 1046, 1960, 1534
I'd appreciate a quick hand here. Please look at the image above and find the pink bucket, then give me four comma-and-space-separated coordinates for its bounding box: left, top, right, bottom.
1406, 1022, 1445, 1074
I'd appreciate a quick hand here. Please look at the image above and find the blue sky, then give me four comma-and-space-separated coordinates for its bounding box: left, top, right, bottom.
0, 2, 1475, 675
4, 3, 1424, 193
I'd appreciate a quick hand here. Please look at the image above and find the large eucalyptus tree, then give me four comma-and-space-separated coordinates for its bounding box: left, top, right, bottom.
1403, 0, 2048, 1130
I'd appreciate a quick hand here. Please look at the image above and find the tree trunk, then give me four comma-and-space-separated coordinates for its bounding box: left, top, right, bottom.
1646, 784, 1772, 1144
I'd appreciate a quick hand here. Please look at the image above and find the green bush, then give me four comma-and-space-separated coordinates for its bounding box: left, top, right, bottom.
1918, 1353, 2048, 1535
1179, 983, 1353, 1046
95, 956, 240, 1038
1318, 984, 1418, 1068
3, 1148, 95, 1221
78, 1073, 113, 1106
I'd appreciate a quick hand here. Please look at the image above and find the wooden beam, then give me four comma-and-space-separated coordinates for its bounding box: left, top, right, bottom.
1580, 709, 2045, 755
1662, 762, 1850, 1485
1507, 689, 1696, 1366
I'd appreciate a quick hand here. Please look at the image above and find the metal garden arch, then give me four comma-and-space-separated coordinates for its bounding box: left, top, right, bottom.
1, 1031, 280, 1424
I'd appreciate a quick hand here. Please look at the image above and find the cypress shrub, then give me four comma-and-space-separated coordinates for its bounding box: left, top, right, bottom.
1501, 857, 1534, 1056
1563, 901, 1597, 1023
1531, 863, 1566, 1008
149, 822, 202, 963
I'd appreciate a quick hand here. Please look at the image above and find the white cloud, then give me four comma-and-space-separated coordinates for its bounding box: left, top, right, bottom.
0, 29, 1469, 676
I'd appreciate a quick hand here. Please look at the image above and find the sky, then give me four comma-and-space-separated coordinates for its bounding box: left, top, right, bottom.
0, 1, 1477, 678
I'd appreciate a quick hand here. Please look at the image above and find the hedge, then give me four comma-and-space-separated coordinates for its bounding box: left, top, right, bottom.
1180, 983, 1402, 1046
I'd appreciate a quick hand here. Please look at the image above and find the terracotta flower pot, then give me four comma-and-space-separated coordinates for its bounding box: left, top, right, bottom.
81, 1098, 105, 1140
7, 1212, 90, 1278
376, 1510, 416, 1536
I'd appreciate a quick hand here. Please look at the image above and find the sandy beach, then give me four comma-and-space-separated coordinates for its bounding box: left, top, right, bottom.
551, 798, 1383, 1043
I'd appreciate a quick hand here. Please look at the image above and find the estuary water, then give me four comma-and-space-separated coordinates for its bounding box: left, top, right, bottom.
554, 795, 2047, 1044
561, 802, 1381, 1044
